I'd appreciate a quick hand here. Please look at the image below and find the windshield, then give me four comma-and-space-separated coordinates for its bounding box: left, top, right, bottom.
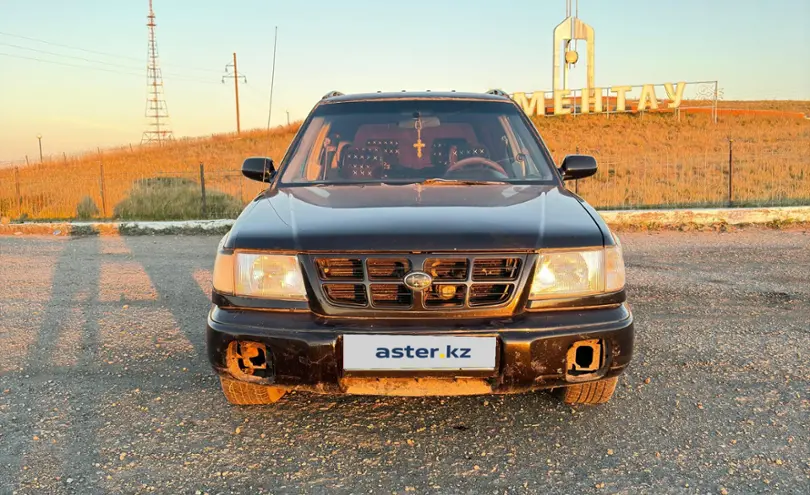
278, 99, 557, 185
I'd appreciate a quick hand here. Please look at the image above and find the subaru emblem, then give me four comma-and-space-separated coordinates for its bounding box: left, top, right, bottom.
403, 271, 433, 291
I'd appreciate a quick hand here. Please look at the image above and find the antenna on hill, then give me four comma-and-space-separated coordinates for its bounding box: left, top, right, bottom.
141, 0, 174, 145
266, 26, 278, 130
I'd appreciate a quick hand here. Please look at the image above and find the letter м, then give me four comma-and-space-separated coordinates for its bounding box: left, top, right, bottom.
512, 91, 545, 117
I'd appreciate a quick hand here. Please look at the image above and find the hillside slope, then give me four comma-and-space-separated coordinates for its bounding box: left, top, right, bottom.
2, 103, 808, 220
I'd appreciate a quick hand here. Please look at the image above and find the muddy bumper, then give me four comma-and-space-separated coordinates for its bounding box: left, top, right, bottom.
206, 304, 634, 395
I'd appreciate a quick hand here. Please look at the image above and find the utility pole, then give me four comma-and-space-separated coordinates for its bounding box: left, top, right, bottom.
222, 52, 246, 134
286, 110, 290, 126
37, 134, 43, 162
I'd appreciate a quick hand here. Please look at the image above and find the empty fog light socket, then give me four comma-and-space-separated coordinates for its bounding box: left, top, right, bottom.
566, 339, 603, 374
225, 340, 274, 382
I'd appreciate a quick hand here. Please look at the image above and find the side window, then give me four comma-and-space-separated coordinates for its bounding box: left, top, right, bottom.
505, 114, 552, 178
283, 116, 327, 182
303, 122, 331, 180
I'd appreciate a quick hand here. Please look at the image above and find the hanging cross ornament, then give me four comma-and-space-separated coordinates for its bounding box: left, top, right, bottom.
412, 117, 426, 159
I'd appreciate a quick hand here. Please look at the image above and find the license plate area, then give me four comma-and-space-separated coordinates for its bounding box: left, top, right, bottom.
342, 334, 497, 373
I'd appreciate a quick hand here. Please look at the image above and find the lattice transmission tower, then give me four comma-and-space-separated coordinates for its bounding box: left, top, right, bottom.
141, 0, 174, 145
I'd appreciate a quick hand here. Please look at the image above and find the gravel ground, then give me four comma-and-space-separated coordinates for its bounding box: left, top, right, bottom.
0, 230, 808, 495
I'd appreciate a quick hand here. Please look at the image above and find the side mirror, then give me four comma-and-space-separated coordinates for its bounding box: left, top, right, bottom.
559, 154, 597, 181
242, 157, 276, 183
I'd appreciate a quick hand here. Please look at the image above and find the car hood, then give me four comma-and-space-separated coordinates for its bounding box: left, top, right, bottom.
224, 184, 606, 252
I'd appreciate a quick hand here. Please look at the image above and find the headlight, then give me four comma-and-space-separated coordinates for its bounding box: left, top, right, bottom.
213, 252, 307, 301
529, 244, 625, 300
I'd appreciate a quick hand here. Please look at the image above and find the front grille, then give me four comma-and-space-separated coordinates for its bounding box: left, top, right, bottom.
316, 258, 363, 280
469, 284, 514, 306
425, 284, 466, 308
311, 254, 527, 312
425, 258, 468, 280
367, 258, 411, 280
323, 284, 366, 307
473, 258, 522, 280
370, 284, 412, 308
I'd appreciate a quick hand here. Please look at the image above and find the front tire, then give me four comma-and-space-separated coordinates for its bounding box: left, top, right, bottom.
219, 377, 286, 405
562, 376, 618, 405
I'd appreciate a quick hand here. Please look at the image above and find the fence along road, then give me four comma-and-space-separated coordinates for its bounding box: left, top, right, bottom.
2, 141, 809, 221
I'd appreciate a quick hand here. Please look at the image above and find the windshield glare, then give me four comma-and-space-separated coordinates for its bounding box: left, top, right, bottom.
279, 99, 556, 185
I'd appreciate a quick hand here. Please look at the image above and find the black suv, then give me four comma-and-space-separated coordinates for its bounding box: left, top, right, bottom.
207, 90, 633, 406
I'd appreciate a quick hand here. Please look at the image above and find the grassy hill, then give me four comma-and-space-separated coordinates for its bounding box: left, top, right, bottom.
1, 102, 808, 220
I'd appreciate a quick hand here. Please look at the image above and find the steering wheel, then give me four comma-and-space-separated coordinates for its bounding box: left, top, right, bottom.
444, 156, 508, 177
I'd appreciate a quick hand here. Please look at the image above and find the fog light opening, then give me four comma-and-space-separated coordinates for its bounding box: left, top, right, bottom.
245, 346, 267, 369
575, 346, 594, 368
226, 341, 273, 380
566, 339, 603, 375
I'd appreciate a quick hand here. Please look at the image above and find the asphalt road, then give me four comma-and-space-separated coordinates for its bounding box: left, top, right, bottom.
1, 230, 808, 495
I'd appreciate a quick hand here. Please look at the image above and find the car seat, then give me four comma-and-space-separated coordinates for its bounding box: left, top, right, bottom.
431, 138, 491, 168
338, 146, 384, 180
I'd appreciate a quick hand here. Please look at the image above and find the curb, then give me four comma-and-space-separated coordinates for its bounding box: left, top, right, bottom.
598, 206, 810, 231
0, 219, 235, 237
1, 207, 809, 237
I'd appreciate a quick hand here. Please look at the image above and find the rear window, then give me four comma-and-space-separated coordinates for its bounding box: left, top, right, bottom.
278, 99, 556, 185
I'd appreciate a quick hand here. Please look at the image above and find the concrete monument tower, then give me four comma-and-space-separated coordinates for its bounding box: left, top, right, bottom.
553, 0, 595, 92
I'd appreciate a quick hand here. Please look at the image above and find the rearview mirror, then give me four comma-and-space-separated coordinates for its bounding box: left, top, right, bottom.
559, 155, 597, 181
398, 116, 441, 128
242, 157, 276, 182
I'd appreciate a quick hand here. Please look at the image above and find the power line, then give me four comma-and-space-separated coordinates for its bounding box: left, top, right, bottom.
0, 41, 147, 71
0, 40, 218, 81
0, 30, 144, 61
0, 51, 221, 85
0, 29, 221, 74
0, 51, 143, 77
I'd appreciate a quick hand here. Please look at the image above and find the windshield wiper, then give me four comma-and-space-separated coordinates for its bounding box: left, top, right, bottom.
415, 177, 510, 186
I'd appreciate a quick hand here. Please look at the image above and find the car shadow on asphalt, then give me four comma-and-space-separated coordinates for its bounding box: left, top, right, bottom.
122, 236, 212, 364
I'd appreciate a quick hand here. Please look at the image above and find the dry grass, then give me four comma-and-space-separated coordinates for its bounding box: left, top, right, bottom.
537, 109, 810, 208
1, 103, 808, 220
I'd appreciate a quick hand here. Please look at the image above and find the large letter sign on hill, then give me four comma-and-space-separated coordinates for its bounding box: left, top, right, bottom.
530, 1, 714, 119
512, 81, 704, 117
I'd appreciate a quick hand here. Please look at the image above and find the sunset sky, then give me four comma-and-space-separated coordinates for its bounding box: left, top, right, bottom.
1, 0, 808, 162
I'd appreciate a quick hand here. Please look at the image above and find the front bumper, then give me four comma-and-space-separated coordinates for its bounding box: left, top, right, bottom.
206, 304, 634, 396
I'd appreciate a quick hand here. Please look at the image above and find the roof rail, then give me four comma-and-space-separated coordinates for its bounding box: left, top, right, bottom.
486, 89, 510, 98
321, 90, 344, 99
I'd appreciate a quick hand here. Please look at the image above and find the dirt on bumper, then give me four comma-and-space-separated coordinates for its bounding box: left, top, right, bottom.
205, 305, 634, 396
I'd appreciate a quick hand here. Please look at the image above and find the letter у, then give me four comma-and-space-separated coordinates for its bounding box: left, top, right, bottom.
663, 82, 686, 108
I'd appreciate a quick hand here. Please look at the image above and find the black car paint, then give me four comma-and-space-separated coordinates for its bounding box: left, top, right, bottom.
206, 91, 633, 395
223, 184, 609, 253
206, 304, 634, 393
